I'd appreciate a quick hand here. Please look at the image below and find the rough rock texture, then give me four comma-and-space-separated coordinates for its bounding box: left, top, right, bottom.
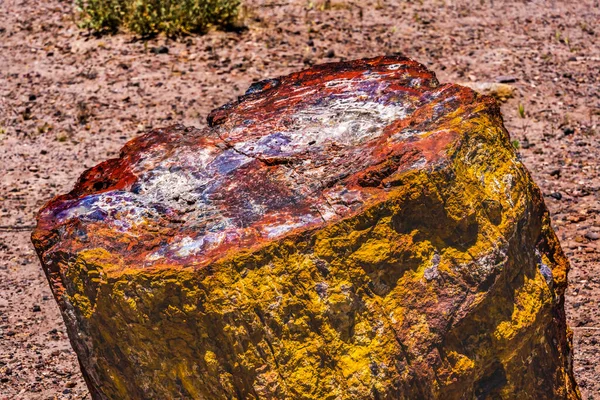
32, 56, 579, 399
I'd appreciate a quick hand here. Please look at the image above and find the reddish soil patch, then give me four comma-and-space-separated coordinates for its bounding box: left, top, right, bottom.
1, 0, 598, 398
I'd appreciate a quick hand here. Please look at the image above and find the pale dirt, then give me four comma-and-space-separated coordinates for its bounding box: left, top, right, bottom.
0, 0, 598, 398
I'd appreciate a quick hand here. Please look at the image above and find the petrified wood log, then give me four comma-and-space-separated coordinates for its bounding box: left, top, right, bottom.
32, 56, 580, 399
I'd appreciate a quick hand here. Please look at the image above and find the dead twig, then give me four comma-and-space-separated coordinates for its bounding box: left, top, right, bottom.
0, 225, 36, 232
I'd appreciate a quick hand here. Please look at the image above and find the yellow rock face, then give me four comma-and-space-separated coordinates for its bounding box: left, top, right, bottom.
32, 57, 579, 399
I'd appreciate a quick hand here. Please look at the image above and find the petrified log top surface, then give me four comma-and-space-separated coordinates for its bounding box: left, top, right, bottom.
36, 56, 477, 271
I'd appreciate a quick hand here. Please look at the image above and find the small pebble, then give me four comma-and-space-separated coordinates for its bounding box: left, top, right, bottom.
550, 192, 562, 200
562, 126, 575, 135
496, 75, 517, 83
303, 56, 314, 66
151, 46, 169, 55
584, 232, 599, 241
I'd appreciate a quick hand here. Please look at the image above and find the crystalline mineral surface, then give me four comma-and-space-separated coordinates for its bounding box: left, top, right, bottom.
32, 56, 579, 399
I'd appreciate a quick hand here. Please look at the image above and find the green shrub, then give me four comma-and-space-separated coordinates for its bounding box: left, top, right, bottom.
76, 0, 241, 36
